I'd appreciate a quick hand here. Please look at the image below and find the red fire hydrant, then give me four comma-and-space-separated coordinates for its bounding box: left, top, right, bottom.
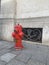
12, 24, 24, 49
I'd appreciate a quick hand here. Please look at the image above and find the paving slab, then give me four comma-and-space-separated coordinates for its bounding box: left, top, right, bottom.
0, 41, 49, 65
0, 53, 16, 63
9, 47, 16, 51
26, 59, 45, 65
46, 50, 49, 65
6, 59, 25, 65
0, 60, 6, 65
31, 50, 47, 64
21, 48, 32, 54
0, 41, 14, 49
11, 50, 22, 56
23, 43, 49, 53
0, 48, 10, 56
15, 53, 32, 63
22, 44, 48, 64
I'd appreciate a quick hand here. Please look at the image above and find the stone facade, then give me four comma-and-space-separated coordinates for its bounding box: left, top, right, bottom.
17, 17, 49, 43
0, 0, 49, 45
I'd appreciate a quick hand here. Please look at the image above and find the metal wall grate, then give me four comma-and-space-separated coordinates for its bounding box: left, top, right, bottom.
23, 28, 43, 43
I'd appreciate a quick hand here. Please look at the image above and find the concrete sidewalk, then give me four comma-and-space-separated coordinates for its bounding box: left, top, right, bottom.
0, 41, 49, 65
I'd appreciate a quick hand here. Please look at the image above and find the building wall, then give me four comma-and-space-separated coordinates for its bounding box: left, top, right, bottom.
0, 0, 15, 41
1, 0, 15, 18
17, 0, 49, 18
16, 0, 49, 44
0, 19, 14, 41
17, 17, 49, 43
0, 17, 49, 43
0, 0, 49, 44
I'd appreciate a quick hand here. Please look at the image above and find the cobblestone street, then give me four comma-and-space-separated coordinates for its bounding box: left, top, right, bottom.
0, 41, 49, 65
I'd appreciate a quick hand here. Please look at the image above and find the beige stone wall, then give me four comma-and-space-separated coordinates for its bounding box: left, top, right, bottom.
0, 19, 14, 41
0, 0, 15, 41
0, 0, 49, 44
0, 17, 49, 43
16, 17, 49, 43
1, 0, 15, 18
17, 0, 49, 18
